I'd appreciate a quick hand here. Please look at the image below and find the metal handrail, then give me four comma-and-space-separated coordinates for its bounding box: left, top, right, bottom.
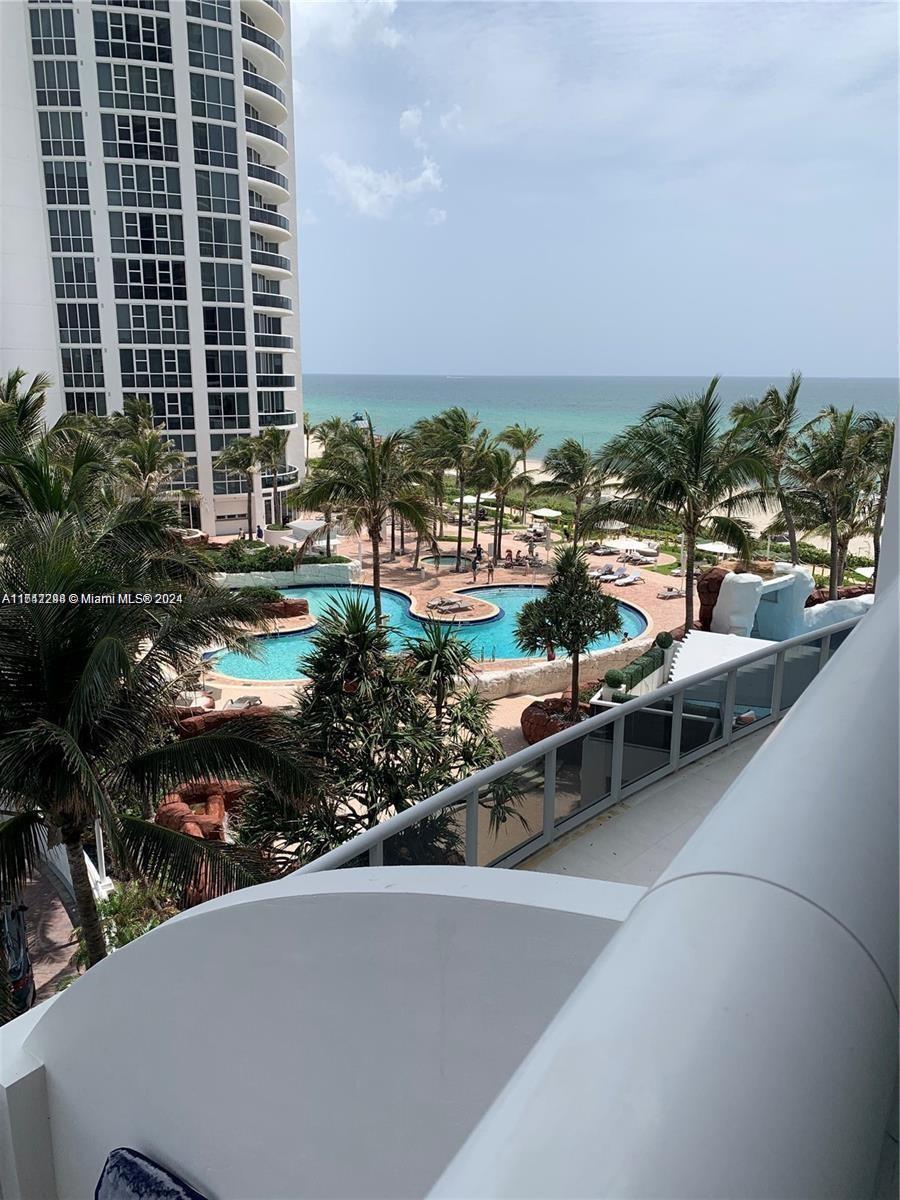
245, 116, 287, 149
252, 290, 291, 309
247, 161, 290, 192
298, 614, 864, 874
242, 70, 286, 108
240, 21, 285, 61
248, 205, 290, 232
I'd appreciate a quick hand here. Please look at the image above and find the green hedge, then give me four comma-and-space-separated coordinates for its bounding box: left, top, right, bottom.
239, 585, 283, 602
617, 644, 665, 691
655, 631, 674, 650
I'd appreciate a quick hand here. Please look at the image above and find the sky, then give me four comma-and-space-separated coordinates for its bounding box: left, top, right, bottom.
290, 1, 898, 377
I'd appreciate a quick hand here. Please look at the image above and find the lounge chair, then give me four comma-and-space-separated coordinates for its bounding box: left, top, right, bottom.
223, 695, 262, 710
614, 572, 643, 587
657, 585, 683, 600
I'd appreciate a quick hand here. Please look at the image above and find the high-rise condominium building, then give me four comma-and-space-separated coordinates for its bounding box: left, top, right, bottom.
1, 0, 303, 535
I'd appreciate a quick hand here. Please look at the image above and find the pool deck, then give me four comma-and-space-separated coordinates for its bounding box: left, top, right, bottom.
204, 528, 692, 704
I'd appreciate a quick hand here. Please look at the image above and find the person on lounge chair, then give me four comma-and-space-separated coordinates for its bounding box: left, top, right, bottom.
514, 550, 524, 567
505, 548, 513, 567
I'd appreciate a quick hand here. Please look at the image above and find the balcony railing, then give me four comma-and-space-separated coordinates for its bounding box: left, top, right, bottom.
260, 464, 300, 488
247, 161, 290, 194
248, 205, 290, 233
258, 409, 297, 427
256, 372, 295, 388
254, 332, 293, 349
240, 21, 285, 62
242, 70, 286, 108
263, 0, 284, 15
297, 615, 865, 874
251, 249, 291, 272
252, 290, 291, 310
245, 116, 287, 149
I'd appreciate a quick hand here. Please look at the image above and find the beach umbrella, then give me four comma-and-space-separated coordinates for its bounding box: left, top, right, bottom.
697, 540, 737, 556
461, 493, 496, 505
595, 519, 627, 532
605, 536, 653, 553
531, 507, 562, 519
855, 565, 875, 579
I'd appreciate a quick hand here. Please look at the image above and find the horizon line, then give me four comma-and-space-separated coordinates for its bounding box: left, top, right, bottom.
301, 371, 899, 382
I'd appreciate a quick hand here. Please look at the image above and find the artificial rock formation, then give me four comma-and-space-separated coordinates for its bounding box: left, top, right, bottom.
520, 697, 589, 745
696, 567, 730, 632
261, 597, 309, 619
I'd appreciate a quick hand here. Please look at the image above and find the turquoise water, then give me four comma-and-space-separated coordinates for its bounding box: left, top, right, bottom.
304, 374, 897, 458
212, 584, 647, 681
421, 553, 464, 567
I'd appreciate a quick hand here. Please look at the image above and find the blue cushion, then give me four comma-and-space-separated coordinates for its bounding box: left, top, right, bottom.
95, 1148, 209, 1200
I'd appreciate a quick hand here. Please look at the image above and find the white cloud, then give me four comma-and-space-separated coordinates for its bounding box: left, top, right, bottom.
323, 154, 443, 219
426, 208, 447, 227
293, 0, 402, 52
439, 103, 464, 133
399, 106, 423, 133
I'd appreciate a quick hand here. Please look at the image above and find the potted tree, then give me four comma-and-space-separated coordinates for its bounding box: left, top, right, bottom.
516, 546, 624, 742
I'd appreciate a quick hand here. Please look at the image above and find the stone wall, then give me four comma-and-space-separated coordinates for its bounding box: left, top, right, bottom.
474, 637, 656, 700
214, 560, 362, 589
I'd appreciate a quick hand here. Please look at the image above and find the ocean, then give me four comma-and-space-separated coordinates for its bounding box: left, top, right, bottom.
302, 375, 898, 457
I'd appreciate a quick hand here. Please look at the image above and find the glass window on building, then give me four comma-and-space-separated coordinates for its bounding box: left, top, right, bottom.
101, 113, 178, 161
109, 211, 184, 255
197, 216, 242, 259
53, 256, 98, 299
192, 121, 238, 170
56, 302, 101, 344
189, 72, 235, 122
186, 22, 233, 72
34, 60, 81, 108
62, 347, 105, 390
185, 0, 231, 25
203, 306, 246, 345
96, 62, 175, 113
39, 111, 86, 158
208, 392, 250, 429
105, 162, 181, 209
116, 302, 189, 345
200, 261, 244, 303
93, 10, 172, 64
30, 7, 76, 55
48, 210, 93, 253
195, 169, 240, 214
204, 350, 247, 389
113, 258, 187, 301
44, 161, 89, 206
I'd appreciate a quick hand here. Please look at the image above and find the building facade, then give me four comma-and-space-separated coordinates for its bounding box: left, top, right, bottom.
0, 0, 303, 535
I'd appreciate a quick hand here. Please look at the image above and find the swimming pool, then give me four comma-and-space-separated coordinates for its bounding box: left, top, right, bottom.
420, 554, 465, 568
211, 584, 647, 681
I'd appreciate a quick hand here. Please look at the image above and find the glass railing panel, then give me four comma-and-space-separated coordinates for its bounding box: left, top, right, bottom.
826, 627, 853, 658
732, 652, 778, 733
478, 760, 544, 865
679, 672, 728, 758
621, 705, 672, 789
380, 804, 466, 866
555, 724, 611, 823
779, 638, 823, 710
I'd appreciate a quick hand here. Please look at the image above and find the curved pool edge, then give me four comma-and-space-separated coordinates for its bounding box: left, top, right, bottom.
208, 581, 654, 687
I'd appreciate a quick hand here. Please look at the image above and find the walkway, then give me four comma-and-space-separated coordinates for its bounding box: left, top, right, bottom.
522, 726, 772, 886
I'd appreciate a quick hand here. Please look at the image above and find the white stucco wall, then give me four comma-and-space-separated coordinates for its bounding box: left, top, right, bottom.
1, 869, 641, 1200
213, 561, 361, 588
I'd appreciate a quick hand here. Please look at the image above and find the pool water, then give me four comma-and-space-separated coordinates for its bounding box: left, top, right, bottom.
421, 554, 465, 567
212, 584, 647, 681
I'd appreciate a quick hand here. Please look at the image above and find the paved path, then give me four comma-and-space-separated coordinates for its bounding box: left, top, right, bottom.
522, 726, 772, 886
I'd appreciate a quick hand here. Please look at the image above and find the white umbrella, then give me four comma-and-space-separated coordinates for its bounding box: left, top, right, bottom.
461, 494, 495, 505
531, 507, 562, 519
697, 540, 737, 556
595, 519, 627, 532
855, 565, 875, 579
605, 536, 653, 553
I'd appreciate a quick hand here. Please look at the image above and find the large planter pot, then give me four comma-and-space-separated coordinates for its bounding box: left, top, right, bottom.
520, 697, 589, 746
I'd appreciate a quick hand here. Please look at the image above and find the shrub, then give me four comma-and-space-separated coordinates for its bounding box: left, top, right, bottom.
250, 545, 295, 571
604, 668, 625, 689
611, 690, 639, 703
240, 585, 283, 603
655, 631, 674, 650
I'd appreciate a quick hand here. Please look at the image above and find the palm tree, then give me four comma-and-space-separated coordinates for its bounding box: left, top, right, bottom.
290, 418, 433, 620
0, 503, 309, 969
537, 439, 608, 547
515, 546, 622, 719
862, 415, 895, 585
781, 407, 875, 597
500, 423, 541, 520
404, 620, 474, 730
215, 436, 259, 534
430, 407, 481, 571
600, 378, 767, 629
731, 373, 805, 564
488, 446, 529, 560
116, 426, 188, 498
467, 429, 495, 552
256, 425, 290, 529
